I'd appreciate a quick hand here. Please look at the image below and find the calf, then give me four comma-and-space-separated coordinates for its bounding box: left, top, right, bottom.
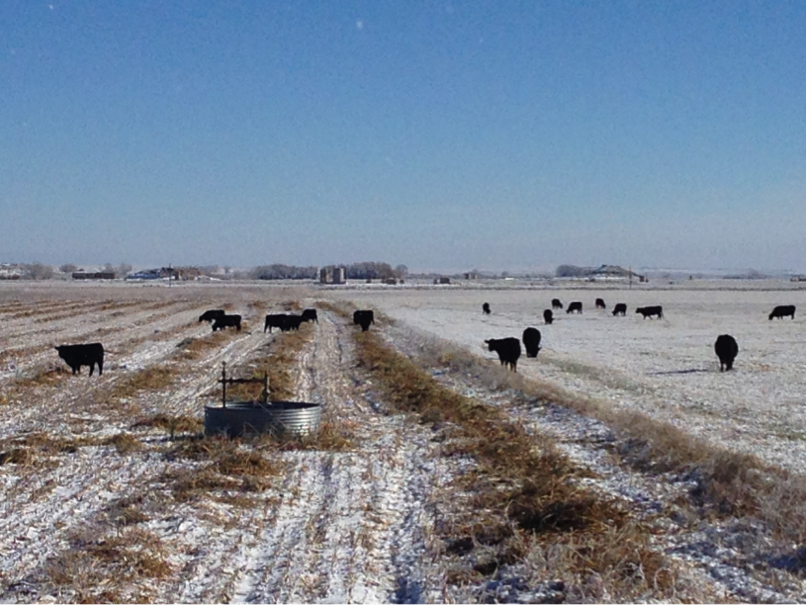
543, 309, 553, 325
199, 309, 225, 323
353, 310, 375, 332
612, 303, 627, 316
595, 298, 606, 309
301, 308, 318, 324
551, 299, 563, 310
264, 313, 288, 333
55, 343, 104, 376
769, 305, 796, 320
482, 302, 491, 315
566, 301, 583, 314
636, 306, 663, 319
485, 337, 521, 371
714, 334, 738, 372
522, 327, 542, 358
212, 314, 242, 332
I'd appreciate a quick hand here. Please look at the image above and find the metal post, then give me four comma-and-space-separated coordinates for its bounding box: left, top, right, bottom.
221, 362, 227, 408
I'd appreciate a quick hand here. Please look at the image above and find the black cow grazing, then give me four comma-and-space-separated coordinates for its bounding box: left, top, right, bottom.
353, 310, 375, 332
636, 306, 663, 319
55, 343, 104, 376
522, 327, 542, 358
301, 308, 318, 324
543, 309, 553, 324
769, 305, 796, 320
264, 313, 288, 333
212, 314, 242, 332
714, 334, 738, 372
282, 315, 304, 331
595, 298, 606, 309
199, 309, 225, 323
482, 302, 491, 315
612, 303, 627, 316
551, 299, 563, 310
485, 337, 521, 371
566, 301, 583, 314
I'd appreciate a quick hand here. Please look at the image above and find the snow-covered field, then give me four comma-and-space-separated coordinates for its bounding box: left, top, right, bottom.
329, 280, 806, 473
0, 280, 803, 603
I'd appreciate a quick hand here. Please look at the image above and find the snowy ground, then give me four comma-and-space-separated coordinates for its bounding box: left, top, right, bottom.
328, 280, 806, 473
0, 280, 803, 603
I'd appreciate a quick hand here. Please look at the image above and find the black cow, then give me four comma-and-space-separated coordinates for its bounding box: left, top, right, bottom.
595, 298, 606, 309
551, 299, 563, 310
714, 334, 738, 372
482, 302, 491, 315
769, 305, 796, 320
264, 313, 287, 333
199, 309, 225, 323
612, 303, 627, 316
522, 327, 542, 358
282, 314, 304, 331
353, 310, 375, 332
636, 306, 663, 319
212, 314, 242, 332
485, 337, 521, 371
301, 308, 318, 324
55, 343, 104, 376
566, 301, 582, 314
543, 309, 553, 324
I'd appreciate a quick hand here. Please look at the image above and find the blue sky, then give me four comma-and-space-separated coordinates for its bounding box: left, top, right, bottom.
1, 1, 804, 273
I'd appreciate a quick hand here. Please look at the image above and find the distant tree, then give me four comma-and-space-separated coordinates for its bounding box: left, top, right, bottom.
249, 264, 318, 280
23, 262, 54, 280
103, 263, 115, 274
394, 264, 408, 279
59, 263, 78, 274
555, 264, 590, 278
117, 263, 132, 277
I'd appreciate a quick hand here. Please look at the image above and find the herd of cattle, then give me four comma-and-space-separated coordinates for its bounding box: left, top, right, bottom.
482, 298, 797, 373
51, 298, 797, 378
52, 305, 379, 376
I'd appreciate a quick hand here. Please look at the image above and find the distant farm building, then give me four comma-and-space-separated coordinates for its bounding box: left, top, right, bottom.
72, 272, 116, 280
0, 264, 22, 280
589, 265, 647, 282
464, 272, 479, 280
434, 277, 451, 285
125, 267, 180, 281
320, 267, 346, 285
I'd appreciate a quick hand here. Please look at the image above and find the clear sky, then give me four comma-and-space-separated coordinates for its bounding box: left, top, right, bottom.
1, 1, 804, 273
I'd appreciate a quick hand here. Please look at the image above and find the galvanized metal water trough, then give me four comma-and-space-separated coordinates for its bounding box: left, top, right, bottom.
204, 362, 321, 438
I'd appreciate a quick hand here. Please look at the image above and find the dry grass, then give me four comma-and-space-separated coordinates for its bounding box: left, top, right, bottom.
14, 365, 71, 387
420, 336, 807, 546
163, 436, 280, 501
347, 321, 684, 599
0, 447, 36, 466
108, 366, 178, 401
258, 421, 354, 452
0, 431, 144, 458
174, 330, 231, 360
45, 525, 171, 602
131, 413, 203, 439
